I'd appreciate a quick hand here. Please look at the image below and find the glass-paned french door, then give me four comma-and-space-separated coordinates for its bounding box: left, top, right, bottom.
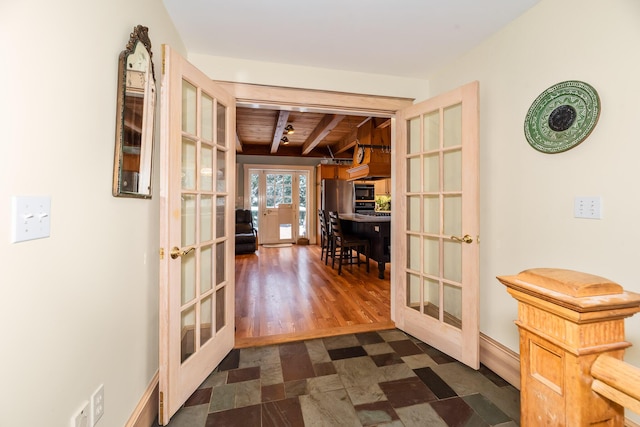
394, 81, 480, 369
247, 168, 309, 245
159, 45, 235, 425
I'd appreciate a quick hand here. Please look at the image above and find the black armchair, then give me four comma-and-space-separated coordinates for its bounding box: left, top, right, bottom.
235, 209, 257, 254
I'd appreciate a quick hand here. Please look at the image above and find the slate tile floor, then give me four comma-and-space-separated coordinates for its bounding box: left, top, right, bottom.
156, 329, 520, 426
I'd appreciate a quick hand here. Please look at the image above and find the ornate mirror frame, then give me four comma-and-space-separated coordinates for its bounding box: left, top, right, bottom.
112, 25, 156, 198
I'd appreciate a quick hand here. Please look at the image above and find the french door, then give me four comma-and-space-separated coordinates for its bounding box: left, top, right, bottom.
247, 168, 309, 245
158, 45, 236, 424
393, 81, 480, 369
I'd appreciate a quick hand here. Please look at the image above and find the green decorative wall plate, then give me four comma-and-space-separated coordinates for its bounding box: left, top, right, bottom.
524, 80, 600, 153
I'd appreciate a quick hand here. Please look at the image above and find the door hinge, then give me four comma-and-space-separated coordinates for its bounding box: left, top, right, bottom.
159, 391, 164, 425
159, 247, 165, 260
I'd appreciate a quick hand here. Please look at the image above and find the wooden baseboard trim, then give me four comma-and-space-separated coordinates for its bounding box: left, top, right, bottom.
125, 370, 159, 427
479, 333, 521, 390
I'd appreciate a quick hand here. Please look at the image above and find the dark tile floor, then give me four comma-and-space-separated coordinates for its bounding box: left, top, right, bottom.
157, 329, 520, 426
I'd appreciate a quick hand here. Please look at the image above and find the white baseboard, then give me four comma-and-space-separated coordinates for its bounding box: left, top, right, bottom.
479, 333, 521, 390
125, 370, 159, 427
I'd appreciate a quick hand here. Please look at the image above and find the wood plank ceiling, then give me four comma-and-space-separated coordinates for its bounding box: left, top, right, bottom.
236, 107, 379, 159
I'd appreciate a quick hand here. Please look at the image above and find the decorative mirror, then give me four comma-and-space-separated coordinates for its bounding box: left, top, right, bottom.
112, 25, 156, 198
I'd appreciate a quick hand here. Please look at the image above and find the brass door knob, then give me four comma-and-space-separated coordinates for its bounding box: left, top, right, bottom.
450, 234, 473, 244
170, 246, 195, 259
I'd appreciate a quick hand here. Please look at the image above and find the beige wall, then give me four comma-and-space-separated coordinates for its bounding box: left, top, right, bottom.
0, 1, 184, 425
428, 1, 640, 422
189, 53, 430, 100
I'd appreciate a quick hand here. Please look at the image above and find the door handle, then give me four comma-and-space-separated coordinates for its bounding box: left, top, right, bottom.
450, 234, 473, 244
170, 246, 195, 259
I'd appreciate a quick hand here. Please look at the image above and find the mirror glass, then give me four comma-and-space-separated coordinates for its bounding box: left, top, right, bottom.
113, 25, 155, 198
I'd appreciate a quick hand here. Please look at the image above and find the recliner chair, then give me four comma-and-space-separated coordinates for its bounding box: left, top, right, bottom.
235, 209, 257, 254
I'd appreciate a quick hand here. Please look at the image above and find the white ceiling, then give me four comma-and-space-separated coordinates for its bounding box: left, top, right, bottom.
162, 0, 540, 79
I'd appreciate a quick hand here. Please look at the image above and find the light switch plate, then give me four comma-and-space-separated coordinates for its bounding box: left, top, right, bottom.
11, 196, 51, 243
574, 196, 602, 219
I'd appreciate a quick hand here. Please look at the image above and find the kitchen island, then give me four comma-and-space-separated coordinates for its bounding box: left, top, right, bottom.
338, 213, 391, 279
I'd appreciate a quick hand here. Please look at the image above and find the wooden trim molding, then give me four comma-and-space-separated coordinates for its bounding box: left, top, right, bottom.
479, 333, 521, 390
626, 418, 640, 427
125, 370, 159, 427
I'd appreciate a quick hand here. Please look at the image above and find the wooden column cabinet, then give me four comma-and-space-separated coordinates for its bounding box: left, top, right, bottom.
498, 268, 640, 427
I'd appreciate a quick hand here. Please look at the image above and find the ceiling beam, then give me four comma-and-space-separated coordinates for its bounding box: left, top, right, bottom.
301, 114, 345, 155
238, 144, 351, 158
332, 127, 358, 155
270, 110, 290, 154
236, 133, 243, 153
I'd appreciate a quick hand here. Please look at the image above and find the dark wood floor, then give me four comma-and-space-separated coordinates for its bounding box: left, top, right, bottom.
234, 244, 394, 348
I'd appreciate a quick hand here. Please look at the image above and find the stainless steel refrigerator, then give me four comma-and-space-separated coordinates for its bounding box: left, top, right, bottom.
321, 179, 354, 214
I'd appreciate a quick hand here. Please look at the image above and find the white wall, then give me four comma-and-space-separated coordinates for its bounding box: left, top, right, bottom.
0, 1, 184, 425
427, 1, 640, 421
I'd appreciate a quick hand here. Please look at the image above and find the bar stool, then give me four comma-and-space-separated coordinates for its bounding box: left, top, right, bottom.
328, 212, 370, 275
318, 209, 333, 263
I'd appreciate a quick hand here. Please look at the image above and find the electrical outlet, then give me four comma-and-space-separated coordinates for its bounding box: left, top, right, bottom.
90, 384, 104, 426
71, 401, 90, 427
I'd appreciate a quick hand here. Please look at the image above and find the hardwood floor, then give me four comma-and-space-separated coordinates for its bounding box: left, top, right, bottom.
234, 244, 394, 348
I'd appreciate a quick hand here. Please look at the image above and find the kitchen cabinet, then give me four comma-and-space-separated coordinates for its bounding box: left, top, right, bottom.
374, 178, 391, 195
317, 164, 350, 180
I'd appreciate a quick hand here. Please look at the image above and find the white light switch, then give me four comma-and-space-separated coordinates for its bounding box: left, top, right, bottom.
12, 196, 51, 243
574, 196, 602, 219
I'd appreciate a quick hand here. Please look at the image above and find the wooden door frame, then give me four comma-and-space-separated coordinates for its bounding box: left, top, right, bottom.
219, 81, 413, 319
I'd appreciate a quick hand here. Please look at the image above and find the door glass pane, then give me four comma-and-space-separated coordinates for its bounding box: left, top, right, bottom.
182, 137, 196, 190
443, 240, 462, 282
201, 245, 212, 293
182, 80, 196, 134
407, 117, 421, 155
407, 235, 421, 271
443, 195, 462, 237
217, 102, 227, 147
423, 111, 440, 151
201, 195, 212, 242
215, 287, 225, 332
182, 194, 196, 247
406, 273, 421, 312
407, 157, 421, 193
216, 196, 226, 238
216, 241, 225, 285
181, 305, 195, 363
443, 104, 462, 148
201, 145, 213, 191
298, 174, 308, 238
443, 283, 462, 328
407, 196, 421, 232
250, 173, 259, 231
423, 195, 439, 234
423, 154, 439, 193
201, 295, 213, 346
201, 93, 213, 142
216, 149, 226, 192
443, 149, 462, 192
423, 278, 439, 320
181, 253, 196, 304
423, 237, 439, 276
